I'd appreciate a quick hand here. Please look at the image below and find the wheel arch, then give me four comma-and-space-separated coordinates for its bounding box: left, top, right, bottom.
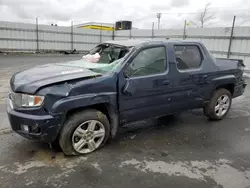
211, 75, 236, 96
216, 83, 235, 95
65, 103, 119, 139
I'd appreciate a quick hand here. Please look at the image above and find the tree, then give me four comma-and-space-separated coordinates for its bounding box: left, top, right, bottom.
191, 3, 215, 28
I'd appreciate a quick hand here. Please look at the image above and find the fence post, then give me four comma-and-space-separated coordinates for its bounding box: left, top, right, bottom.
152, 22, 154, 39
71, 21, 74, 50
36, 17, 39, 52
112, 24, 115, 40
100, 24, 102, 43
227, 15, 236, 58
183, 20, 187, 40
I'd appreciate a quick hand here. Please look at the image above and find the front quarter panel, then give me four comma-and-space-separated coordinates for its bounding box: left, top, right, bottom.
51, 92, 117, 114
37, 82, 76, 113
42, 74, 118, 114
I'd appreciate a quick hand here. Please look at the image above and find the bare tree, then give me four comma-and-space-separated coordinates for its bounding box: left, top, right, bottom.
191, 3, 215, 28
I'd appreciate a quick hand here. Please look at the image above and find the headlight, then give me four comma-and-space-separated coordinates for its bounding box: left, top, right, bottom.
21, 94, 44, 107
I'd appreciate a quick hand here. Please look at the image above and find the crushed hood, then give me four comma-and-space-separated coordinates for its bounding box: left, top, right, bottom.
10, 63, 101, 94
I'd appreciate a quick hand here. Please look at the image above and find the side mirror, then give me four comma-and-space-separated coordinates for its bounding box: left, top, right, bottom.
122, 79, 135, 96
123, 70, 130, 78
123, 64, 133, 78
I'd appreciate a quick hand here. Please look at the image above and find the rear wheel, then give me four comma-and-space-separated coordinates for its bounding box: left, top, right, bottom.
204, 89, 232, 120
59, 109, 110, 155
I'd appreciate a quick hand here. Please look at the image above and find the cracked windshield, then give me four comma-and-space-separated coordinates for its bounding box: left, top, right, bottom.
0, 0, 250, 188
59, 44, 132, 74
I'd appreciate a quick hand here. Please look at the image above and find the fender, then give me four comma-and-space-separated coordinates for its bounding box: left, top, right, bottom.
211, 75, 236, 87
105, 104, 119, 138
51, 92, 117, 114
201, 75, 237, 101
51, 92, 119, 138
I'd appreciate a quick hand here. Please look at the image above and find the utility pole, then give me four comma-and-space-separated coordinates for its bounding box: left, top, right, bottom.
36, 17, 39, 53
112, 24, 115, 40
227, 15, 236, 58
100, 24, 102, 43
71, 21, 74, 51
152, 22, 154, 38
183, 20, 187, 39
156, 13, 162, 29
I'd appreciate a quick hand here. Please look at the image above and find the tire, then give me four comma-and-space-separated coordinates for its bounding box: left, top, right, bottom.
203, 88, 232, 121
59, 109, 110, 156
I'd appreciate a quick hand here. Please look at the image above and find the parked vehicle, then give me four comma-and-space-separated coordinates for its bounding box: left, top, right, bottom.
6, 39, 247, 155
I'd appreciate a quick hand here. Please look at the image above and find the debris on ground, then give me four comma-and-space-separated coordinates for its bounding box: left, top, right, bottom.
130, 135, 136, 139
61, 49, 80, 55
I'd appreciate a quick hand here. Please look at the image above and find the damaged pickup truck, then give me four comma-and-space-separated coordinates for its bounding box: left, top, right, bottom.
6, 39, 247, 155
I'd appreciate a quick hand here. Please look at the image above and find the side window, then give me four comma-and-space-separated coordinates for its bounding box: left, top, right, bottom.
126, 47, 167, 77
174, 45, 202, 70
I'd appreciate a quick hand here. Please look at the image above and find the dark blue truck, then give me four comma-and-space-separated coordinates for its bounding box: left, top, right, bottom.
6, 39, 247, 155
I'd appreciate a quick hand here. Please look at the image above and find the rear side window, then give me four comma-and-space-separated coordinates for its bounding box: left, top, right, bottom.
174, 45, 202, 70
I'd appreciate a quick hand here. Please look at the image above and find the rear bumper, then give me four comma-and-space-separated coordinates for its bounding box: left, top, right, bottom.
6, 99, 62, 142
233, 80, 247, 98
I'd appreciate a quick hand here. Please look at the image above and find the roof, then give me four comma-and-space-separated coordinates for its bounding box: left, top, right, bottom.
103, 39, 172, 47
103, 39, 148, 47
103, 39, 201, 47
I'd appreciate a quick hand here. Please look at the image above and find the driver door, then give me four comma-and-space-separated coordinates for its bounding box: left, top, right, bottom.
118, 45, 172, 123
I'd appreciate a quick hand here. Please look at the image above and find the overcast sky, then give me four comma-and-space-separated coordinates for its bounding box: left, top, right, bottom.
0, 0, 250, 29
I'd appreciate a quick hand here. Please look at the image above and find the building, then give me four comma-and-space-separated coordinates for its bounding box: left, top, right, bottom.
74, 21, 137, 31
75, 22, 115, 31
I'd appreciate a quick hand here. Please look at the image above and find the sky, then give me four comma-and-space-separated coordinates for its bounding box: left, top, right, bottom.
0, 0, 250, 29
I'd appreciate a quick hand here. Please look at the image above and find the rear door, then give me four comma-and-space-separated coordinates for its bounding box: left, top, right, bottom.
118, 44, 172, 123
170, 44, 211, 112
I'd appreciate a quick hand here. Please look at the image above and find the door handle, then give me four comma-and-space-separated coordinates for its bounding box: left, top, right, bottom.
202, 75, 208, 79
198, 75, 208, 85
162, 80, 170, 85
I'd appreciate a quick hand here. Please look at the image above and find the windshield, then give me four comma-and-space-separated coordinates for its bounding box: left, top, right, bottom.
57, 43, 133, 74
58, 56, 126, 74
90, 44, 130, 63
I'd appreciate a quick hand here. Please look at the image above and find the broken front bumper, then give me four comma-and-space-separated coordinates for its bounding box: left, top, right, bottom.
6, 99, 62, 143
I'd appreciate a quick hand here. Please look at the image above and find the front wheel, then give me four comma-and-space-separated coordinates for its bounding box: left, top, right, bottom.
204, 89, 232, 121
59, 109, 110, 155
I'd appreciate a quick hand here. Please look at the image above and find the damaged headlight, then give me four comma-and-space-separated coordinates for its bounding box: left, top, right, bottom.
9, 91, 44, 108
21, 94, 44, 107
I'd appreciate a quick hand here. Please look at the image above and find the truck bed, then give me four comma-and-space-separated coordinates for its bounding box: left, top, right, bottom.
215, 58, 245, 71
